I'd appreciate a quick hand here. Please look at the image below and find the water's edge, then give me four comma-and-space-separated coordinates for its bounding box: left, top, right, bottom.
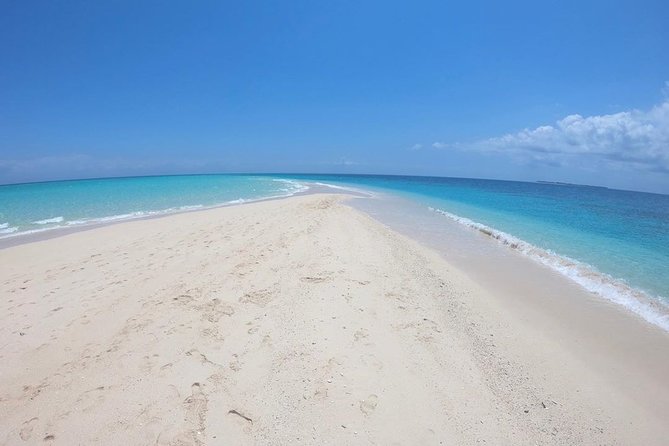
425, 206, 669, 331
0, 180, 308, 249
3, 179, 667, 333
330, 183, 669, 333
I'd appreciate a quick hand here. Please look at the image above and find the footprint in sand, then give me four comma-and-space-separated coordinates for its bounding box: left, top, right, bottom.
168, 382, 209, 444
353, 328, 369, 342
360, 394, 379, 415
300, 274, 331, 284
202, 298, 235, 323
239, 289, 274, 307
229, 359, 242, 372
19, 417, 38, 441
75, 386, 107, 412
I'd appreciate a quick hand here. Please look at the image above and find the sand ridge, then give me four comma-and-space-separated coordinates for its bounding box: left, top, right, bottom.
0, 194, 667, 445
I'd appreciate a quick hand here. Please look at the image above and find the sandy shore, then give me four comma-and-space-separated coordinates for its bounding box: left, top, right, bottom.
1, 193, 668, 445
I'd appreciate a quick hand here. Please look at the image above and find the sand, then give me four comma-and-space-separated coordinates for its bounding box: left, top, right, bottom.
1, 193, 668, 445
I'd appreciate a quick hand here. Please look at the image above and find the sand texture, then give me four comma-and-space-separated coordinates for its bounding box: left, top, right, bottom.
1, 194, 668, 445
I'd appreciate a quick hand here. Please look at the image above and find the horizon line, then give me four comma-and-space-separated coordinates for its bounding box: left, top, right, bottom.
0, 171, 666, 197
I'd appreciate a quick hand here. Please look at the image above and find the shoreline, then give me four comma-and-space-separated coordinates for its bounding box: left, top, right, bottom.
4, 179, 667, 335
1, 193, 668, 444
348, 192, 669, 418
346, 190, 669, 333
0, 182, 358, 250
427, 205, 669, 331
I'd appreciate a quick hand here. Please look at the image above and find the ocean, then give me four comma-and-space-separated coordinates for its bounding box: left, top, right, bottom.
278, 174, 669, 330
0, 175, 307, 238
1, 173, 668, 329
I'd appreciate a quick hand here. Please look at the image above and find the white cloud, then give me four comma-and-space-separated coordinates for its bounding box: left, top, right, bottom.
432, 142, 448, 149
409, 143, 423, 150
441, 96, 669, 173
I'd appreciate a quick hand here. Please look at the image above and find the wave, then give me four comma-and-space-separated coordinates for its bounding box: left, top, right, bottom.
0, 180, 311, 242
59, 204, 208, 226
32, 216, 65, 225
0, 225, 18, 235
311, 181, 376, 197
428, 206, 669, 332
272, 179, 310, 195
1, 225, 66, 237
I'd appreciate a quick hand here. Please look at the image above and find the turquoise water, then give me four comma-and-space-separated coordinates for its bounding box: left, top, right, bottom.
0, 175, 306, 237
279, 174, 669, 328
1, 173, 668, 329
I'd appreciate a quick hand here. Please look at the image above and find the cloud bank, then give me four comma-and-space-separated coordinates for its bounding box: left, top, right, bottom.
435, 95, 669, 173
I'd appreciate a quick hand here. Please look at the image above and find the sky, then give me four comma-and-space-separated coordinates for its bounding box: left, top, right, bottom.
1, 1, 668, 193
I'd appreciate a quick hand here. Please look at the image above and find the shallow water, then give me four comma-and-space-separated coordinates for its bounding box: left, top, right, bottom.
0, 175, 306, 238
278, 174, 669, 330
2, 173, 667, 330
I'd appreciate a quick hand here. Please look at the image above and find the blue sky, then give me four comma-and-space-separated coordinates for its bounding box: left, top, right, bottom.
1, 1, 668, 193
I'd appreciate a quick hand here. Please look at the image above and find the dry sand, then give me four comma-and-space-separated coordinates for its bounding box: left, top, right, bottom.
1, 193, 668, 445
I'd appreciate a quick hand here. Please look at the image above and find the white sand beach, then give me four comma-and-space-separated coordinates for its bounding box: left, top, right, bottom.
1, 194, 668, 445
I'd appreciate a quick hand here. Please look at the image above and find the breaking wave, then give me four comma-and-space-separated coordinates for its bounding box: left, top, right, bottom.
429, 206, 669, 331
32, 216, 65, 225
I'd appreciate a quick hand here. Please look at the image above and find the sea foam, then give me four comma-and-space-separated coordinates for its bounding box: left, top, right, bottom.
0, 224, 18, 235
429, 206, 669, 332
32, 216, 65, 225
311, 181, 376, 197
272, 179, 310, 194
0, 189, 305, 241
